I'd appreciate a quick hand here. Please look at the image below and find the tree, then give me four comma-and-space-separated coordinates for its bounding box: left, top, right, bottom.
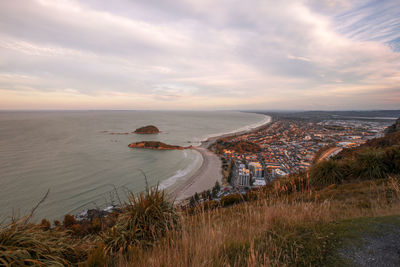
211, 181, 221, 198
206, 190, 212, 200
189, 196, 196, 207
214, 181, 221, 191
194, 192, 200, 202
201, 191, 207, 200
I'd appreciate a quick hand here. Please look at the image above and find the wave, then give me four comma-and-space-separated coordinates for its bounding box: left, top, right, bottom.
159, 151, 203, 190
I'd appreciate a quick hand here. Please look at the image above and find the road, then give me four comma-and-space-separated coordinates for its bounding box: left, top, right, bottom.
318, 147, 343, 162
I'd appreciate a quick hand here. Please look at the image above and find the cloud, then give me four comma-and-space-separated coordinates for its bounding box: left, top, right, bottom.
334, 0, 400, 47
0, 0, 398, 110
287, 54, 312, 62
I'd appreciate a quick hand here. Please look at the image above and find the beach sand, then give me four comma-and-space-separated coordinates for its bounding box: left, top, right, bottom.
171, 147, 222, 202
171, 115, 273, 203
200, 115, 273, 148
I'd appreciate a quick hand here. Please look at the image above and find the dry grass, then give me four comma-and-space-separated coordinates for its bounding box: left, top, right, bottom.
2, 176, 399, 266
116, 177, 400, 267
0, 216, 88, 266
0, 186, 179, 266
2, 177, 399, 266
2, 150, 400, 266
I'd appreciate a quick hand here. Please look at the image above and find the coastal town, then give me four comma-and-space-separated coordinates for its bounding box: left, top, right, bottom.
187, 115, 393, 205
93, 116, 396, 209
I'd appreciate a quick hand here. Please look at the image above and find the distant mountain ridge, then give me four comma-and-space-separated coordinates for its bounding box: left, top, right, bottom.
251, 110, 400, 121
385, 117, 400, 134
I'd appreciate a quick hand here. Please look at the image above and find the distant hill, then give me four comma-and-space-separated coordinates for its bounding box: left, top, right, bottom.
249, 110, 400, 121
335, 117, 400, 159
385, 117, 400, 134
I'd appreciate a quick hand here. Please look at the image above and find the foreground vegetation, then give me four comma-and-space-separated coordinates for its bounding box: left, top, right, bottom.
1, 126, 400, 266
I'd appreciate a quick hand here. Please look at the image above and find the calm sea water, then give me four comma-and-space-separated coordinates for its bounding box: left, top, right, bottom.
0, 111, 268, 221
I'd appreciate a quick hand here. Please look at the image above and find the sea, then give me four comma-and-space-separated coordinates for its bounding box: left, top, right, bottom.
0, 110, 269, 221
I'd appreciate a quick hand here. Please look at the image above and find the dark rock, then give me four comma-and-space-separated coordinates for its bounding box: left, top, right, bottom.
133, 125, 160, 134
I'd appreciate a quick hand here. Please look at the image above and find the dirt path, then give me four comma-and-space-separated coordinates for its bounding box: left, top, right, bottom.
340, 216, 400, 266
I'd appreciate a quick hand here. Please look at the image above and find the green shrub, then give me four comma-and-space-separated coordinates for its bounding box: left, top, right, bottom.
63, 214, 77, 228
244, 190, 258, 201
382, 145, 400, 174
221, 194, 243, 207
53, 220, 61, 227
352, 148, 388, 180
102, 187, 179, 254
310, 160, 349, 186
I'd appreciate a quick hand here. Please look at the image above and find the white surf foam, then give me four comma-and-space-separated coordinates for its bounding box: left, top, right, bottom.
159, 151, 203, 190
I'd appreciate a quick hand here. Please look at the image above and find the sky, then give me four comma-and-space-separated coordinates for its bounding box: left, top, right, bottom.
0, 0, 399, 110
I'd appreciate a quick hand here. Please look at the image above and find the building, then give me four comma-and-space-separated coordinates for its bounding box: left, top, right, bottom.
238, 168, 250, 187
248, 162, 263, 178
232, 161, 251, 187
253, 178, 266, 187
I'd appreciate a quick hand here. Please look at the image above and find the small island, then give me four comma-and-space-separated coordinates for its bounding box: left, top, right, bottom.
128, 141, 192, 150
133, 125, 160, 134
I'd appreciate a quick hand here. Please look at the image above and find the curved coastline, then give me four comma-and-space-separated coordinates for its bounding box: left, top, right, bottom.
200, 115, 272, 149
169, 147, 222, 202
170, 114, 272, 202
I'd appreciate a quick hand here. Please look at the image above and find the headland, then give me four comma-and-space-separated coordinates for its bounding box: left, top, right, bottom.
128, 141, 191, 150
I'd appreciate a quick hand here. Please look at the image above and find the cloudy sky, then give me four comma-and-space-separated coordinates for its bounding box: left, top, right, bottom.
0, 0, 399, 110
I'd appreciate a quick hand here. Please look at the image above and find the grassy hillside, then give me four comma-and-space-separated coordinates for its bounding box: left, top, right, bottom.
1, 122, 400, 266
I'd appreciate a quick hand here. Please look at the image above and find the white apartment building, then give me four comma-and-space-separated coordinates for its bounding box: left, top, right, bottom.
238, 168, 250, 187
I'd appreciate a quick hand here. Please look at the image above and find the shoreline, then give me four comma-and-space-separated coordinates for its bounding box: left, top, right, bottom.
170, 147, 222, 203
171, 115, 273, 203
200, 115, 273, 149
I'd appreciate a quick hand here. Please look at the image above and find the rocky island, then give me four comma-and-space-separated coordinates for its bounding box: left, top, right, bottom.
133, 125, 160, 134
128, 141, 191, 150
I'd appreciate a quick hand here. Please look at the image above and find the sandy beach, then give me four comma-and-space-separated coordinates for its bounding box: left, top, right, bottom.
171, 147, 223, 202
200, 115, 273, 148
172, 115, 273, 203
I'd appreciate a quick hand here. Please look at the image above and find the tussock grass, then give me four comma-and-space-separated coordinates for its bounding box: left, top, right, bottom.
102, 186, 179, 254
0, 186, 179, 266
0, 216, 86, 266
82, 242, 109, 267
383, 145, 400, 173
352, 148, 388, 180
310, 160, 349, 186
308, 145, 400, 188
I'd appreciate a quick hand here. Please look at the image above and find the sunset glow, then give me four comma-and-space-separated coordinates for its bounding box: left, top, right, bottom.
0, 0, 399, 110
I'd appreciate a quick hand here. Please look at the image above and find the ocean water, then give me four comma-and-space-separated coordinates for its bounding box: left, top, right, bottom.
0, 111, 268, 221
